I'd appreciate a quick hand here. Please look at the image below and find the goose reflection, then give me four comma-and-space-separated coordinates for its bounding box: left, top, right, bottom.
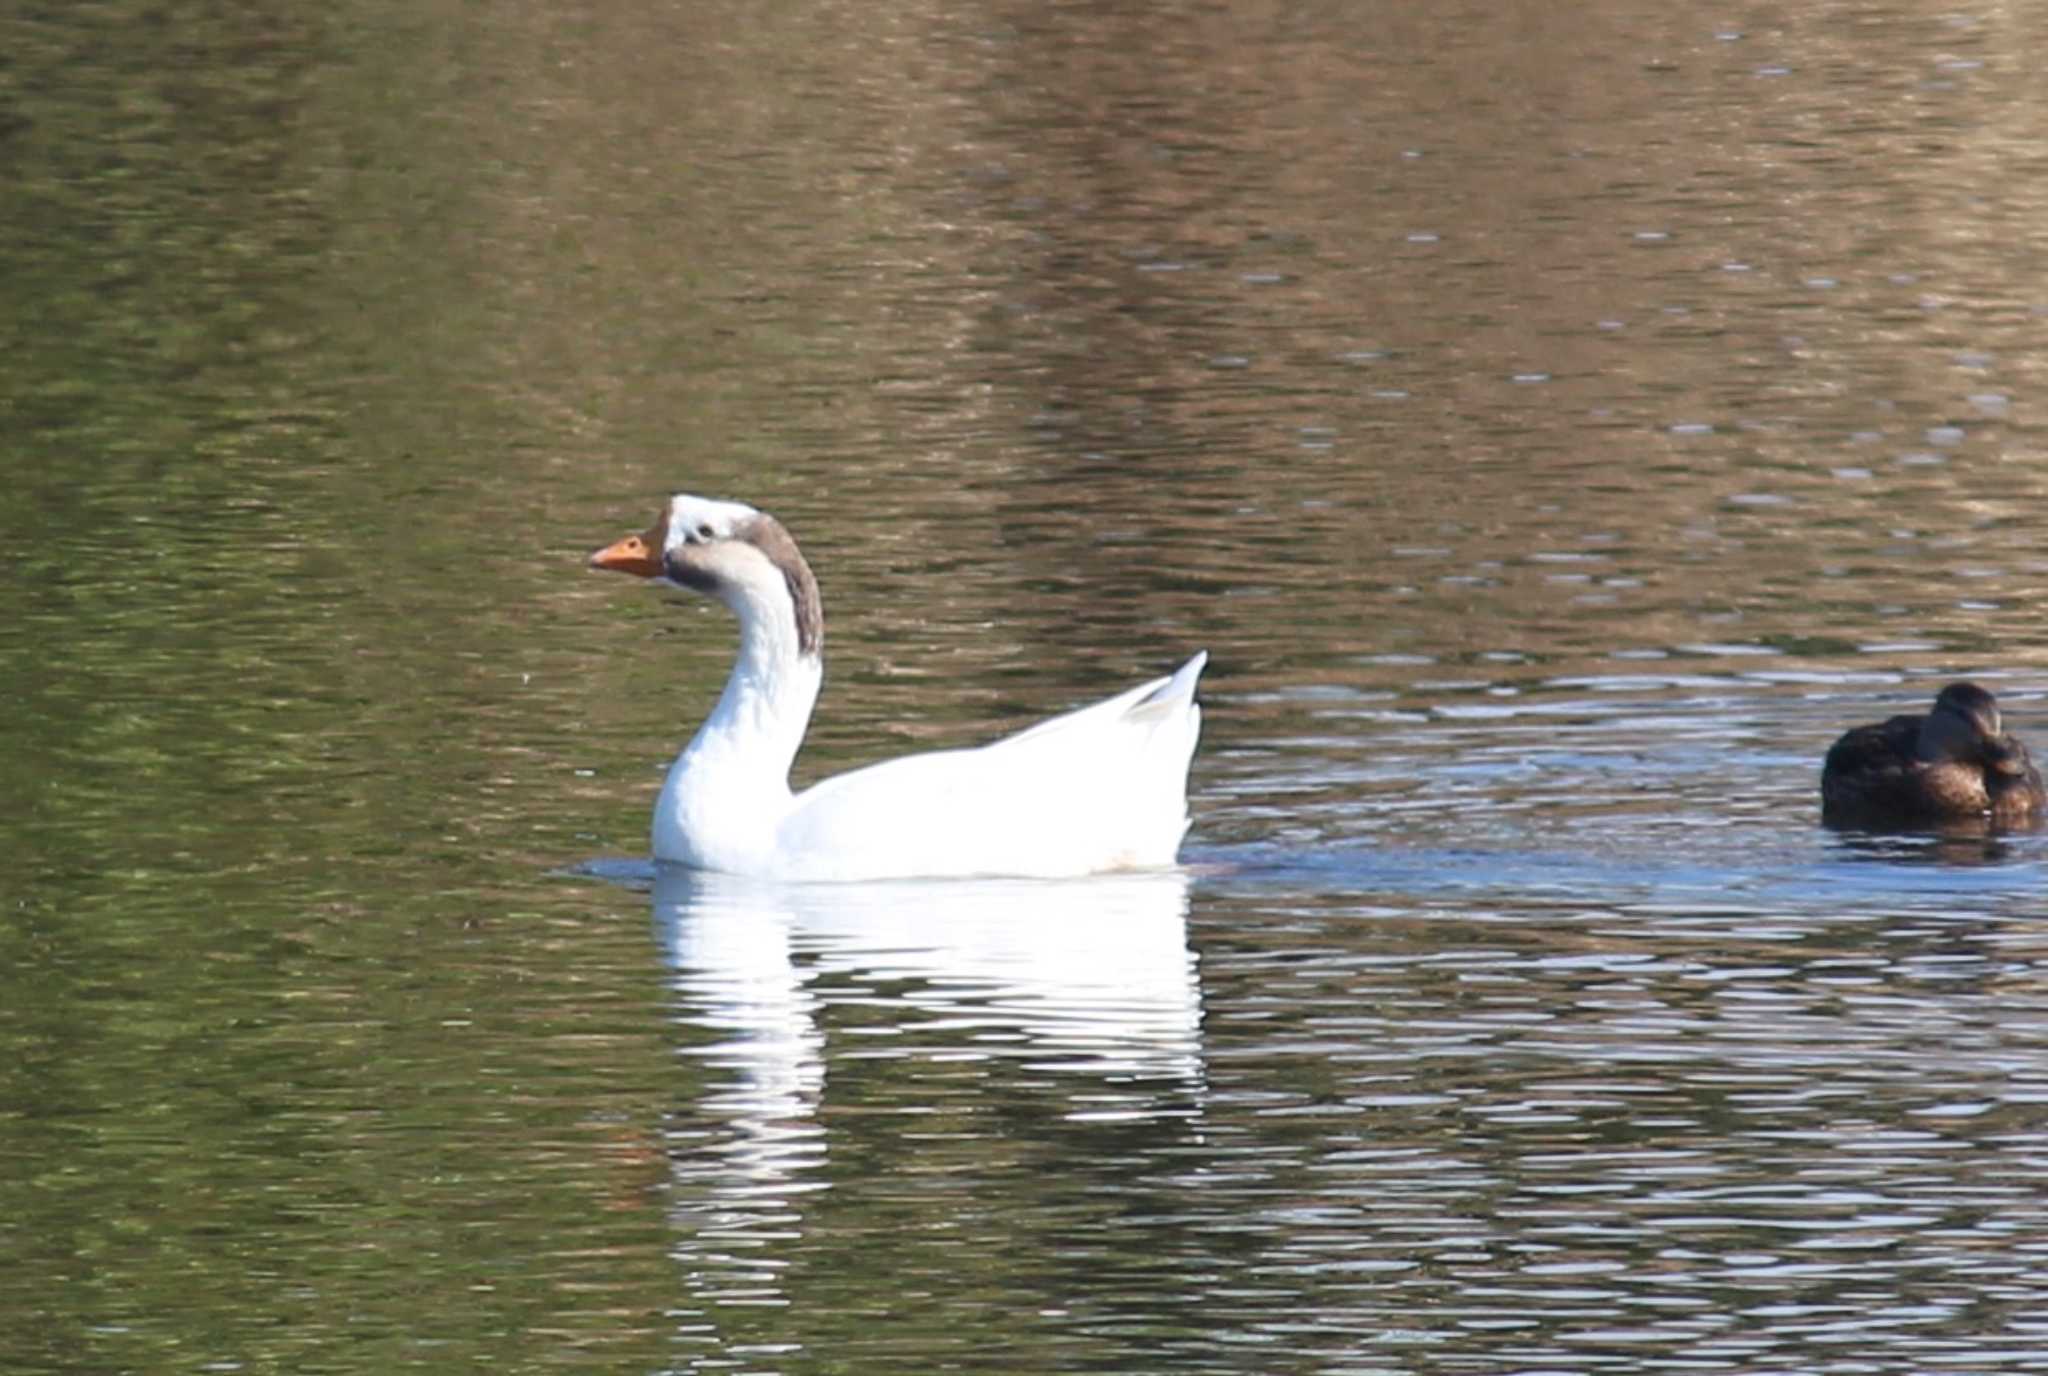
653, 864, 1205, 1112
650, 865, 1205, 1312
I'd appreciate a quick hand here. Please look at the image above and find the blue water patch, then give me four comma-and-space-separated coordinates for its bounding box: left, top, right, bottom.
1184, 834, 2047, 919
568, 833, 2044, 921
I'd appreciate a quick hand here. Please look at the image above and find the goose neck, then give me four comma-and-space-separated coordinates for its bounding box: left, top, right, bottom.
693, 607, 821, 784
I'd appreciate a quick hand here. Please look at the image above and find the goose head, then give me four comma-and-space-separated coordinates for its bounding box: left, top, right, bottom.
1917, 681, 2005, 766
591, 493, 823, 658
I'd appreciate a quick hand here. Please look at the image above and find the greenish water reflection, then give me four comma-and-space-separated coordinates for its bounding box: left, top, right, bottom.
8, 0, 2048, 1371
5, 864, 677, 1370
0, 6, 679, 1368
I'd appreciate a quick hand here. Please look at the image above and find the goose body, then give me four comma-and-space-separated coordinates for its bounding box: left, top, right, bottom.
1820, 681, 2044, 829
592, 494, 1205, 881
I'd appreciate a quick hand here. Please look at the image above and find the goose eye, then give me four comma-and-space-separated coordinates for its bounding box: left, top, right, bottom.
697, 523, 715, 540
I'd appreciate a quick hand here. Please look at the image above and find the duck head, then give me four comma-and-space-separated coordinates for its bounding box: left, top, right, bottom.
591, 493, 823, 658
1916, 681, 2004, 765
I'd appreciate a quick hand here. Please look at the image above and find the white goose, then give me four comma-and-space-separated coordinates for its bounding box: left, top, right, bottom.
591, 494, 1206, 882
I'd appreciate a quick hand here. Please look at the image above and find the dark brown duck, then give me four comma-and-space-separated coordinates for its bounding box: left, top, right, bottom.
1821, 682, 2045, 828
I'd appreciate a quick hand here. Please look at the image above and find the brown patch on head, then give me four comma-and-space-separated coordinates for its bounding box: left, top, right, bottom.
736, 512, 824, 657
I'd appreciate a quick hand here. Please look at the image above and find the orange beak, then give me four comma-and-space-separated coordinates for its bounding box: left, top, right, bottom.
590, 516, 667, 578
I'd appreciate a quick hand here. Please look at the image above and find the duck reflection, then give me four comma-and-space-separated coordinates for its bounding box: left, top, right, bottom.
649, 865, 1204, 1311
1823, 823, 2026, 868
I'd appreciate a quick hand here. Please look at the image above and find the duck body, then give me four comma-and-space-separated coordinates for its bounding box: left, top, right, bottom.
594, 494, 1205, 882
1820, 682, 2044, 829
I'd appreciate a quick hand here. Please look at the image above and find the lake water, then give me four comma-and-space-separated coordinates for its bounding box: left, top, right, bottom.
7, 0, 2048, 1370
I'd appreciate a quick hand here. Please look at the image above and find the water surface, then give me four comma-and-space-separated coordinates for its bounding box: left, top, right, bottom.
6, 0, 2048, 1371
